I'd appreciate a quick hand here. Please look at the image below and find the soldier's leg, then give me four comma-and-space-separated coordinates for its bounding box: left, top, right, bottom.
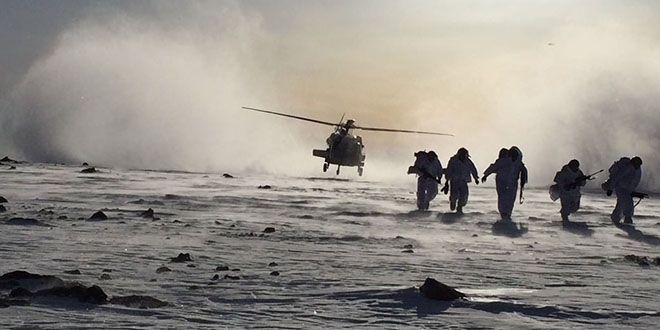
449, 181, 459, 211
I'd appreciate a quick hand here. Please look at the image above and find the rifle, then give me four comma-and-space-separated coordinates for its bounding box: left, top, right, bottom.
519, 184, 524, 204
564, 169, 604, 190
632, 191, 649, 208
409, 166, 442, 184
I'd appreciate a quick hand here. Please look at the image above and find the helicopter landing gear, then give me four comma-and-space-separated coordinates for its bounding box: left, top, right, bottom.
336, 165, 341, 175
357, 166, 363, 176
323, 162, 329, 172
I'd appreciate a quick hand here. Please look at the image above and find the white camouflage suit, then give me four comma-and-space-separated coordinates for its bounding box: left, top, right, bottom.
553, 164, 585, 219
445, 154, 479, 212
610, 160, 642, 222
483, 155, 513, 218
499, 147, 528, 220
410, 153, 443, 210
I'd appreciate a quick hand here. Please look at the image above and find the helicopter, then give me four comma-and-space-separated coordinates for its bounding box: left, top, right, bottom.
242, 106, 453, 176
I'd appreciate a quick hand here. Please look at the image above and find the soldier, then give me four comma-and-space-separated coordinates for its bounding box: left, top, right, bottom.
408, 151, 443, 210
604, 156, 644, 225
482, 148, 512, 220
443, 148, 479, 214
553, 159, 586, 224
499, 146, 528, 221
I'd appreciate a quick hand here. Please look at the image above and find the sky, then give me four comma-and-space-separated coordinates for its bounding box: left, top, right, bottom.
1, 0, 660, 187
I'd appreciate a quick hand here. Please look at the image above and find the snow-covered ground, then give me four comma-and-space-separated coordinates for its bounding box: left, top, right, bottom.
1, 162, 659, 329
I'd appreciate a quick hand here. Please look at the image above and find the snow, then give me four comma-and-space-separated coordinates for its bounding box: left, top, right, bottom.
1, 162, 659, 329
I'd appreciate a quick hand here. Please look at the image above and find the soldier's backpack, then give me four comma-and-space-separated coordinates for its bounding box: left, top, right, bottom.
601, 157, 630, 192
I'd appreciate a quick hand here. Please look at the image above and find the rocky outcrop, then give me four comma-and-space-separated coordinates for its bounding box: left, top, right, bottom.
109, 295, 168, 308
6, 218, 48, 226
10, 283, 108, 304
170, 253, 192, 263
80, 167, 97, 173
624, 254, 660, 267
0, 271, 65, 291
89, 211, 107, 220
419, 277, 466, 301
140, 208, 154, 218
0, 156, 19, 163
0, 271, 167, 308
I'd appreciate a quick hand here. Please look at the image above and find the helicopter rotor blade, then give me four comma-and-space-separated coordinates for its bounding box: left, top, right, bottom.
353, 125, 454, 136
242, 107, 339, 127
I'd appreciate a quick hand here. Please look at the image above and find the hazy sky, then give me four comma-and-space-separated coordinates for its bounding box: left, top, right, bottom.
1, 1, 660, 185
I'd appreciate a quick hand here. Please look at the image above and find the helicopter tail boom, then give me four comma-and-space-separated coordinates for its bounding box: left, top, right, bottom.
312, 149, 328, 159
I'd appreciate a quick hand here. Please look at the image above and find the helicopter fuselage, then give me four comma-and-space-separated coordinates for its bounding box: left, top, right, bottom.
313, 131, 365, 175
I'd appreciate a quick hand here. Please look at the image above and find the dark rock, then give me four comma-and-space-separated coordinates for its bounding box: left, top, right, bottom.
212, 274, 219, 281
624, 254, 651, 266
419, 277, 466, 301
57, 215, 68, 220
89, 211, 107, 220
263, 227, 276, 233
99, 274, 112, 280
0, 205, 5, 212
156, 266, 172, 273
216, 265, 229, 271
109, 295, 168, 308
654, 257, 660, 266
7, 218, 42, 226
223, 275, 240, 280
0, 196, 7, 203
170, 253, 192, 263
472, 234, 478, 237
231, 268, 240, 272
222, 173, 234, 178
0, 271, 65, 291
9, 287, 33, 297
258, 185, 272, 189
268, 262, 278, 267
270, 271, 280, 276
140, 208, 154, 218
102, 269, 113, 273
82, 162, 89, 166
403, 244, 413, 249
1, 156, 16, 162
81, 167, 97, 173
186, 264, 196, 268
0, 298, 30, 307
64, 270, 81, 275
30, 284, 108, 304
188, 285, 200, 290
8, 166, 16, 170
402, 249, 414, 253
